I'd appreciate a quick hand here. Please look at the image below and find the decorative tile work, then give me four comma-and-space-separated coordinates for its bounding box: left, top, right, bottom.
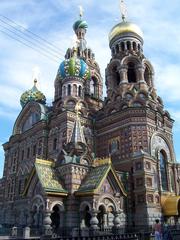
35, 159, 67, 194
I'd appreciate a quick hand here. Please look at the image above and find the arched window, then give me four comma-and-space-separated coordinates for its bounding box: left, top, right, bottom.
90, 77, 98, 98
171, 170, 175, 192
121, 42, 125, 51
112, 66, 121, 86
127, 41, 131, 50
67, 84, 71, 96
73, 84, 77, 96
78, 86, 82, 97
63, 86, 66, 97
160, 150, 168, 191
133, 42, 137, 51
115, 44, 119, 53
53, 138, 57, 150
144, 67, 152, 86
127, 62, 136, 83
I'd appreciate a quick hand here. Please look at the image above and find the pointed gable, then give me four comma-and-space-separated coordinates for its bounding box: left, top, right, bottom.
23, 158, 68, 196
75, 159, 127, 196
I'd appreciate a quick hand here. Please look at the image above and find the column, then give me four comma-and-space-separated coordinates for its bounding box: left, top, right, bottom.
119, 67, 128, 84
43, 210, 52, 236
103, 213, 108, 228
90, 209, 99, 230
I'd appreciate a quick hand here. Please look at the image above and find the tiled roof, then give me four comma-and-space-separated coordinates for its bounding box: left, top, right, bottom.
35, 159, 68, 195
77, 164, 110, 193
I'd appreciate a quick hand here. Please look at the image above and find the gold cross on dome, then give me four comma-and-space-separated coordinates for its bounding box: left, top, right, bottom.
120, 0, 127, 21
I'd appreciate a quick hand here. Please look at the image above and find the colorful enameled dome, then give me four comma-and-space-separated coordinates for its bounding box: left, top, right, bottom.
58, 56, 90, 80
73, 19, 88, 32
20, 79, 46, 107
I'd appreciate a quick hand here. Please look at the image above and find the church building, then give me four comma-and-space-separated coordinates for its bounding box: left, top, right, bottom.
0, 2, 180, 235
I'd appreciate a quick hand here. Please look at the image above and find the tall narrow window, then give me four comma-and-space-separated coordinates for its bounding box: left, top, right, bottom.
127, 62, 136, 83
144, 67, 151, 86
78, 86, 82, 97
171, 170, 175, 192
33, 145, 36, 156
63, 86, 66, 96
160, 150, 168, 191
90, 77, 98, 98
68, 84, 71, 96
53, 138, 57, 150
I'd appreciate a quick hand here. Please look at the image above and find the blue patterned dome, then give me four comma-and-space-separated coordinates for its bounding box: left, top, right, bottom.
58, 56, 90, 80
20, 79, 46, 107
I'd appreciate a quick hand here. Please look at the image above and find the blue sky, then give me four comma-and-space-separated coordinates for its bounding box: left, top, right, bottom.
0, 0, 180, 177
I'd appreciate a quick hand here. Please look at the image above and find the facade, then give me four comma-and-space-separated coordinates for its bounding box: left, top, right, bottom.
0, 6, 180, 235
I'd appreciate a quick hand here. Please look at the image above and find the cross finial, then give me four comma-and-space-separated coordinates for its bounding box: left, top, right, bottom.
79, 5, 84, 19
34, 78, 37, 87
120, 0, 127, 22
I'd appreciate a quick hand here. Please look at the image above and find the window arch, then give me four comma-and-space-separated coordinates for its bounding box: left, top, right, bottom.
78, 86, 82, 97
63, 86, 66, 97
159, 150, 168, 191
171, 169, 175, 192
53, 138, 57, 150
121, 42, 125, 51
144, 66, 152, 86
127, 41, 131, 51
90, 77, 98, 98
127, 62, 136, 83
133, 42, 137, 51
67, 84, 71, 96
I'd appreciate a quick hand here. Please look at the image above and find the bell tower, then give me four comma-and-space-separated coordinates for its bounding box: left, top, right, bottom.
106, 2, 155, 105
95, 0, 178, 228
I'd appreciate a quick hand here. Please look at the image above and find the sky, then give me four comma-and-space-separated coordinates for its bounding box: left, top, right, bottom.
0, 0, 180, 177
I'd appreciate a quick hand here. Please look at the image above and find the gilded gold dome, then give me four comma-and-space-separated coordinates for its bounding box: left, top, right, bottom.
109, 21, 143, 43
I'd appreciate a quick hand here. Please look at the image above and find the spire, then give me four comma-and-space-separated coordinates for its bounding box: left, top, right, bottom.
69, 102, 86, 144
120, 0, 128, 22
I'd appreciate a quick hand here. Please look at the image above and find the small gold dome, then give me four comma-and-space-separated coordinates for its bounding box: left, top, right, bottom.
109, 21, 143, 43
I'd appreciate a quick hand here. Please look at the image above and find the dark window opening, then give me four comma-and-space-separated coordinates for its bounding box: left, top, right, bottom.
78, 86, 82, 97
27, 147, 30, 158
160, 150, 168, 191
53, 138, 57, 150
68, 84, 71, 96
127, 62, 136, 83
133, 42, 136, 51
33, 145, 36, 156
121, 42, 125, 51
115, 44, 119, 53
127, 41, 131, 50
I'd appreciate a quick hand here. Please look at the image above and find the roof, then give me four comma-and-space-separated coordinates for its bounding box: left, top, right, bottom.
76, 164, 127, 196
23, 159, 68, 196
161, 195, 180, 216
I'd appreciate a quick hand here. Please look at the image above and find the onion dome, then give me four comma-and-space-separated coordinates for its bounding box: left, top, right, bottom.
73, 19, 88, 33
109, 21, 143, 43
58, 55, 90, 80
20, 79, 46, 107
